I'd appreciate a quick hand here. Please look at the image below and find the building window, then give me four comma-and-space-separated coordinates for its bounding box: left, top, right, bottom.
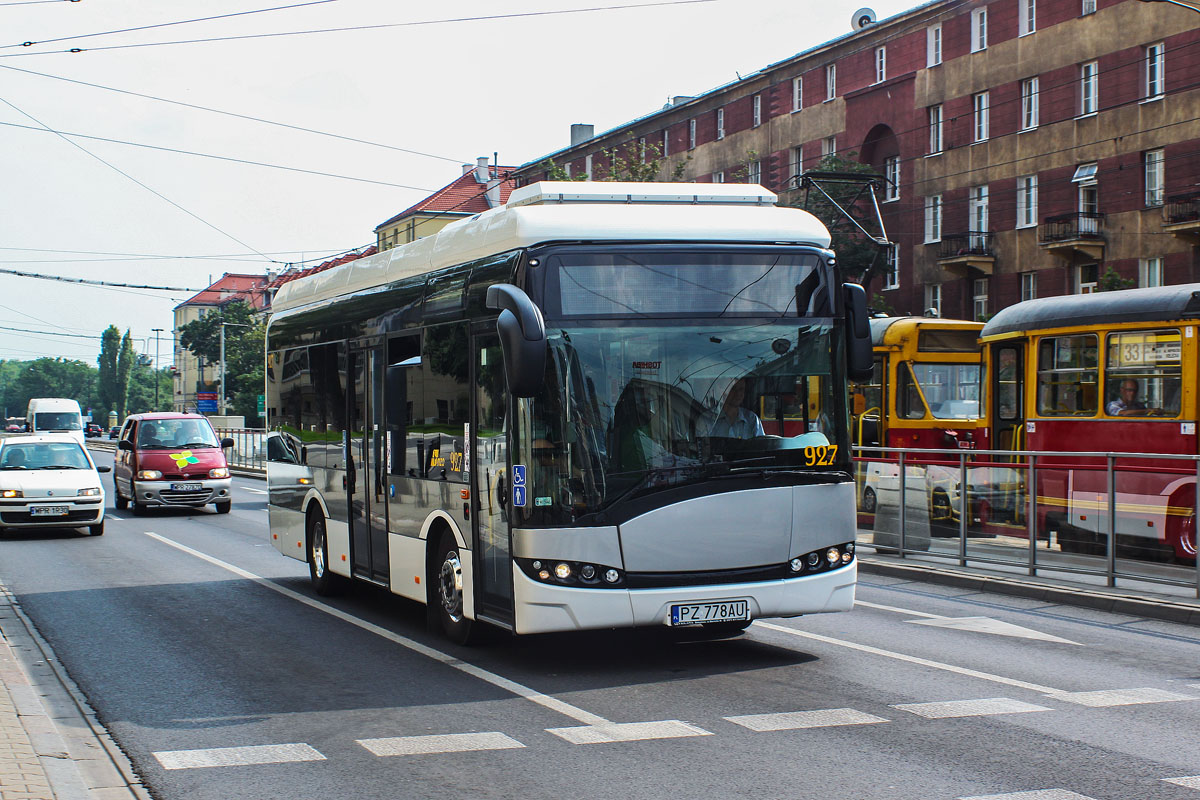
716, 108, 725, 140
884, 245, 900, 290
1074, 163, 1099, 233
748, 160, 762, 185
1080, 61, 1098, 115
713, 171, 725, 183
825, 64, 836, 101
688, 119, 697, 149
973, 92, 990, 142
928, 104, 943, 154
884, 156, 900, 201
1021, 77, 1039, 130
1021, 272, 1037, 301
971, 7, 988, 52
585, 154, 593, 180
973, 278, 989, 321
1077, 263, 1099, 294
1140, 257, 1164, 287
927, 24, 942, 67
1017, 175, 1038, 228
752, 95, 762, 127
969, 185, 989, 248
874, 47, 886, 84
925, 284, 942, 317
792, 146, 804, 185
822, 136, 837, 158
924, 195, 943, 243
638, 137, 647, 163
1082, 0, 1095, 14
1145, 149, 1165, 207
1019, 0, 1036, 35
792, 77, 803, 112
662, 129, 669, 157
1146, 43, 1165, 99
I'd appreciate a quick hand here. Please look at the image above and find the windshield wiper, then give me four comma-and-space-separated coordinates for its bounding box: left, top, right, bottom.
36, 465, 82, 470
0, 465, 27, 470
178, 442, 218, 448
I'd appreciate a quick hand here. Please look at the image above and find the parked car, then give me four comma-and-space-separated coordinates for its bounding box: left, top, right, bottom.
108, 427, 120, 439
113, 413, 234, 515
0, 435, 109, 536
84, 423, 103, 438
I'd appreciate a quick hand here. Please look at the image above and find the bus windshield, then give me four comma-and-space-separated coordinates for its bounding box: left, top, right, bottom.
908, 362, 982, 420
518, 321, 846, 523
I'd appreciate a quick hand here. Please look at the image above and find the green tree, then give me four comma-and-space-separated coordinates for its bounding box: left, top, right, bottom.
1098, 266, 1135, 292
539, 140, 690, 183
97, 325, 122, 421
177, 302, 266, 423
116, 331, 135, 421
792, 152, 890, 294
12, 358, 93, 411
126, 362, 172, 414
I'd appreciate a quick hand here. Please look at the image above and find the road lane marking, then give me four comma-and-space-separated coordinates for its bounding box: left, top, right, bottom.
546, 720, 711, 744
1046, 687, 1198, 707
892, 698, 1052, 719
959, 792, 1097, 800
107, 515, 124, 521
142, 531, 611, 727
857, 601, 1081, 644
724, 708, 888, 732
1163, 776, 1200, 789
753, 621, 1065, 694
242, 488, 268, 495
154, 743, 324, 770
358, 732, 523, 756
909, 617, 1082, 645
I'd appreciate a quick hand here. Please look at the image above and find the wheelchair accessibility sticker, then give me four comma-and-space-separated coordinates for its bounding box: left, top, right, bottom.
512, 464, 526, 508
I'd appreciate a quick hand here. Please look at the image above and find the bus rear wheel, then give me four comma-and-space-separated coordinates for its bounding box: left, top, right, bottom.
431, 533, 479, 645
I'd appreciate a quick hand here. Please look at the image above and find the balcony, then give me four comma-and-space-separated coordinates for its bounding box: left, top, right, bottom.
936, 232, 995, 275
1163, 191, 1200, 244
1038, 212, 1105, 261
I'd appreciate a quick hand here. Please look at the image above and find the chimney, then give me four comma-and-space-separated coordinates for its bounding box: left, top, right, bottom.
462, 163, 474, 176
570, 124, 594, 147
670, 95, 694, 107
474, 156, 489, 184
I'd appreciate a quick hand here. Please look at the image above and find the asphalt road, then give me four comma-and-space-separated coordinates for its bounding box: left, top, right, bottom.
1, 472, 1199, 800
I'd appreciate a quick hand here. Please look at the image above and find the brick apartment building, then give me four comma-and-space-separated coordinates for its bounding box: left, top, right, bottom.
513, 0, 1200, 320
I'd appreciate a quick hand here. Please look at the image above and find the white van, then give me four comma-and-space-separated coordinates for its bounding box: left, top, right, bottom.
26, 398, 85, 445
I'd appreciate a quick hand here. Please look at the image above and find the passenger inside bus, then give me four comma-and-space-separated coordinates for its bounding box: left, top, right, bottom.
1105, 379, 1147, 416
709, 378, 764, 439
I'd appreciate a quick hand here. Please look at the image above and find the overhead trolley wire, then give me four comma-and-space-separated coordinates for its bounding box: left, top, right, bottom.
0, 266, 199, 291
0, 1, 718, 57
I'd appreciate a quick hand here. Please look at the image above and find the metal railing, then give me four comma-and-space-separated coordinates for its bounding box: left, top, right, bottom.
1165, 190, 1200, 225
214, 427, 266, 471
937, 231, 995, 259
1039, 211, 1105, 242
854, 445, 1200, 599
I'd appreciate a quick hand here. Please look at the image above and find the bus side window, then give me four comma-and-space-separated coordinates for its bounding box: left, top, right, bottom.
419, 322, 470, 482
386, 335, 422, 475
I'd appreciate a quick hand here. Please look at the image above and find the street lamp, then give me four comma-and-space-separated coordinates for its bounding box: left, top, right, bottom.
219, 322, 250, 417
151, 328, 163, 410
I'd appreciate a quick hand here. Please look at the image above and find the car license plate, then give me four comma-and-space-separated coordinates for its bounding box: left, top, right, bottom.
30, 505, 69, 517
669, 599, 750, 626
171, 483, 202, 491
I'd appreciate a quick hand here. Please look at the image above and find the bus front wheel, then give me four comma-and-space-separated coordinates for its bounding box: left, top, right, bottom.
431, 533, 479, 646
308, 511, 342, 596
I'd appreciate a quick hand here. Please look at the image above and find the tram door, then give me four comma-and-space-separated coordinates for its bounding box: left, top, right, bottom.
991, 342, 1025, 452
349, 347, 389, 583
471, 332, 514, 622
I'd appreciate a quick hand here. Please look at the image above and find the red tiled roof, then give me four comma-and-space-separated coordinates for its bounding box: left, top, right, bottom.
375, 167, 517, 231
176, 273, 271, 310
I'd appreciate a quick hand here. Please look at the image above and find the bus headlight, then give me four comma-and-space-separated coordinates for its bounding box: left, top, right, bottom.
826, 547, 841, 564
789, 557, 804, 572
554, 563, 572, 580
517, 559, 624, 588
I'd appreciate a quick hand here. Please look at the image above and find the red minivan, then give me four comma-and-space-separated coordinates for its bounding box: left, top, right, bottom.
113, 413, 235, 514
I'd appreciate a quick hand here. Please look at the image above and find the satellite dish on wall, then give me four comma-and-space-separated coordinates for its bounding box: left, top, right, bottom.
851, 7, 877, 29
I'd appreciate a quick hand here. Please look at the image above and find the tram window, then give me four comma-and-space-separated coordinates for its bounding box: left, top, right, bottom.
1104, 329, 1182, 418
996, 346, 1021, 421
897, 363, 928, 419
1036, 334, 1098, 416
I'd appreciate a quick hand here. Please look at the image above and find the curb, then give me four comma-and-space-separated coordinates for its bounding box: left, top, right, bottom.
858, 557, 1200, 627
0, 583, 151, 800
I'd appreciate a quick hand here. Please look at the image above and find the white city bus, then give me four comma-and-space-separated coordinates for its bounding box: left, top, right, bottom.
265, 182, 872, 643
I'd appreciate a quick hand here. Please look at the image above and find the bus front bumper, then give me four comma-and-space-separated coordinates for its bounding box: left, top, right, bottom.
510, 561, 856, 635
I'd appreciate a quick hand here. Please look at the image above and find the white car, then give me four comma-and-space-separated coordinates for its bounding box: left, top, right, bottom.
0, 435, 109, 536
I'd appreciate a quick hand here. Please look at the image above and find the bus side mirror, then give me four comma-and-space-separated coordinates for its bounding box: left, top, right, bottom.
486, 283, 547, 398
842, 283, 873, 382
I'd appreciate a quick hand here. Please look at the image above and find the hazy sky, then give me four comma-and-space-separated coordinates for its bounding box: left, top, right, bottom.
0, 0, 910, 368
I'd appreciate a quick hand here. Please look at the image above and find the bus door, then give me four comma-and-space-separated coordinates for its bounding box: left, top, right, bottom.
349, 347, 389, 584
991, 342, 1025, 453
471, 332, 514, 622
